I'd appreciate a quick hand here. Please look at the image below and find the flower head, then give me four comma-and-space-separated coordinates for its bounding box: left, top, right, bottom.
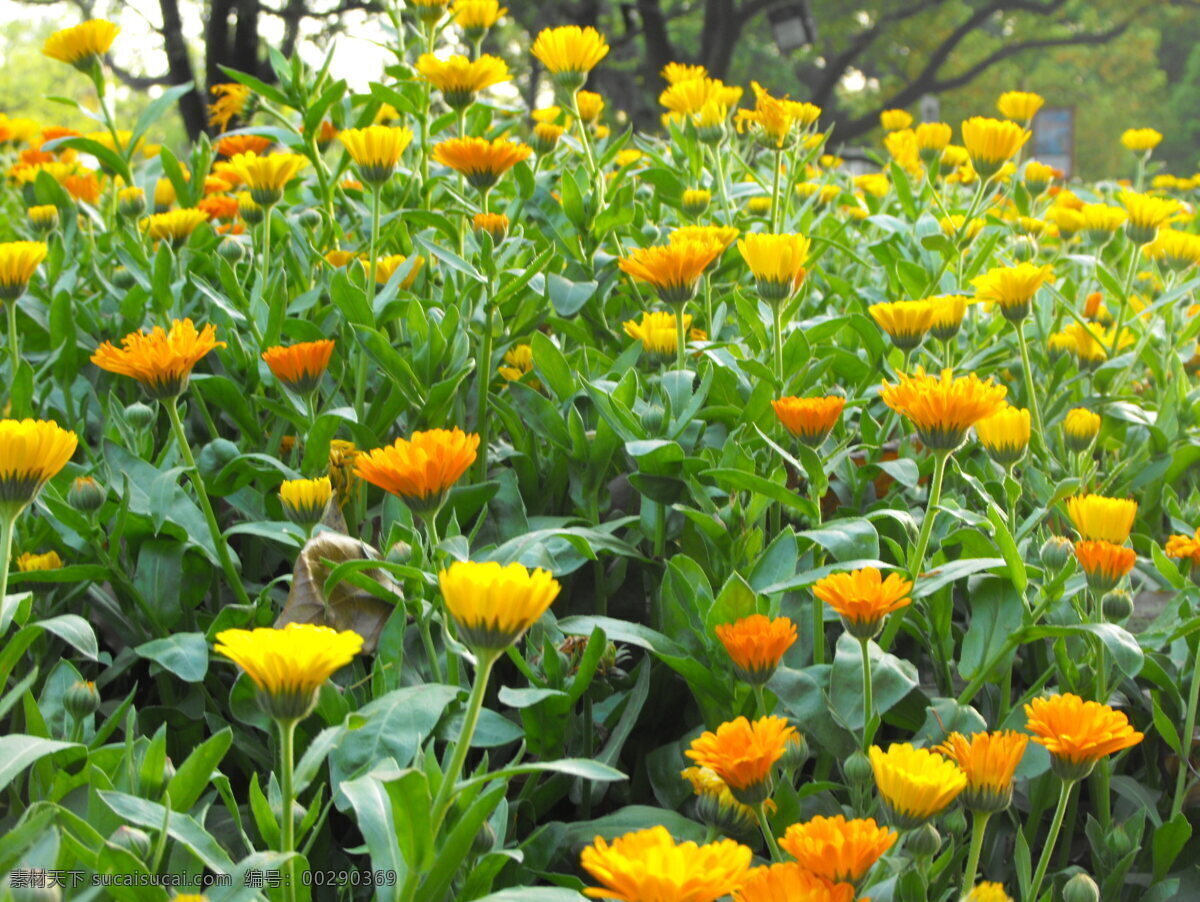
686, 716, 795, 804
961, 117, 1029, 179
1074, 540, 1137, 592
498, 343, 535, 383
531, 26, 609, 90
778, 815, 897, 884
214, 624, 363, 721
880, 109, 912, 131
338, 126, 413, 184
216, 134, 272, 158
1063, 408, 1100, 452
935, 731, 1028, 812
580, 826, 751, 902
660, 79, 743, 119
262, 340, 335, 394
1024, 694, 1144, 780
225, 152, 307, 205
714, 615, 797, 685
140, 209, 210, 246
680, 766, 759, 836
1144, 229, 1200, 271
624, 311, 698, 358
974, 406, 1030, 467
532, 122, 565, 154
737, 232, 810, 302
1166, 529, 1200, 565
869, 300, 934, 351
1121, 128, 1162, 153
1024, 160, 1055, 194
1119, 190, 1181, 244
43, 19, 119, 69
417, 54, 510, 109
0, 241, 48, 301
473, 211, 509, 244
880, 368, 1007, 452
972, 262, 1054, 322
439, 560, 560, 652
965, 883, 1013, 902
0, 419, 76, 519
733, 862, 857, 902
813, 567, 912, 639
870, 743, 966, 829
929, 295, 968, 341
370, 254, 425, 288
432, 137, 531, 190
354, 428, 478, 511
619, 242, 721, 304
735, 82, 820, 149
208, 83, 252, 131
1066, 494, 1137, 545
997, 91, 1043, 122
915, 122, 952, 162
452, 0, 506, 37
91, 319, 225, 400
279, 477, 333, 528
772, 396, 844, 446
1079, 203, 1127, 242
16, 550, 63, 572
662, 62, 708, 84
27, 205, 58, 234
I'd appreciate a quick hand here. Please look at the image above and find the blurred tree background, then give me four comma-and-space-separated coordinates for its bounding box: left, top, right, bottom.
1, 0, 1198, 180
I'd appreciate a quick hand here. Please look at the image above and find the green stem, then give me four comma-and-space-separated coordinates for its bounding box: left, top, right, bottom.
711, 145, 733, 225
860, 636, 874, 751
430, 649, 499, 835
1172, 629, 1200, 818
1015, 325, 1045, 445
7, 296, 19, 386
753, 684, 768, 718
475, 303, 494, 480
355, 186, 383, 416
769, 150, 783, 232
165, 398, 252, 607
0, 515, 13, 633
962, 810, 992, 897
278, 717, 298, 902
771, 300, 784, 388
1029, 779, 1075, 902
810, 483, 826, 666
260, 205, 275, 342
958, 591, 1053, 705
1109, 243, 1140, 359
675, 303, 688, 371
755, 802, 783, 862
571, 92, 605, 209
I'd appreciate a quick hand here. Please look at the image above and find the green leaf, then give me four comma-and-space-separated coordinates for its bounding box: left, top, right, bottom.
98, 791, 235, 872
1025, 623, 1144, 677
0, 735, 82, 793
800, 517, 880, 561
412, 233, 484, 283
166, 727, 233, 811
340, 770, 406, 899
1153, 813, 1192, 880
546, 274, 597, 316
829, 634, 918, 731
135, 633, 209, 682
958, 578, 1024, 681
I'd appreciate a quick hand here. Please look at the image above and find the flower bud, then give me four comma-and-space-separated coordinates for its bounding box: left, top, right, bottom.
108, 825, 152, 860
297, 208, 321, 230
1062, 873, 1100, 902
218, 237, 245, 262
640, 404, 665, 434
386, 541, 413, 564
112, 266, 137, 289
941, 807, 968, 836
780, 731, 810, 772
844, 749, 874, 787
68, 476, 106, 512
1102, 589, 1134, 622
907, 823, 941, 857
124, 402, 156, 431
1040, 535, 1074, 570
64, 680, 100, 720
681, 189, 711, 217
1010, 235, 1037, 261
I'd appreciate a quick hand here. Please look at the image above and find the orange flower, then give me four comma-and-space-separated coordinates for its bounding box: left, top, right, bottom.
714, 615, 797, 684
812, 567, 913, 639
771, 396, 844, 446
261, 340, 335, 394
1166, 528, 1200, 564
935, 731, 1028, 812
777, 815, 897, 884
880, 368, 1007, 452
91, 319, 225, 400
580, 826, 751, 902
216, 134, 272, 158
1073, 540, 1137, 591
197, 195, 239, 221
1065, 494, 1137, 545
354, 428, 479, 512
685, 715, 795, 804
431, 137, 531, 190
1024, 694, 1144, 780
618, 241, 721, 304
733, 862, 858, 902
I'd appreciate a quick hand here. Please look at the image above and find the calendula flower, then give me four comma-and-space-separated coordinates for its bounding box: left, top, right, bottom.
813, 567, 913, 639
1121, 127, 1162, 153
1074, 539, 1137, 591
680, 766, 759, 837
972, 262, 1054, 322
1024, 694, 1144, 780
354, 428, 479, 512
880, 368, 1007, 452
662, 62, 707, 84
91, 319, 224, 400
914, 122, 951, 163
417, 53, 510, 109
747, 196, 773, 216
27, 205, 57, 234
1119, 190, 1181, 244
338, 126, 413, 185
16, 550, 63, 572
735, 81, 820, 149
714, 614, 797, 685
619, 242, 720, 304
43, 19, 119, 70
216, 134, 272, 158
198, 195, 239, 222
531, 122, 564, 155
935, 731, 1028, 812
408, 0, 452, 23
929, 295, 968, 341
63, 172, 102, 205
869, 300, 934, 351
439, 560, 560, 651
0, 241, 48, 301
1063, 408, 1101, 452
854, 172, 890, 198
138, 210, 209, 246
473, 212, 509, 243
997, 91, 1043, 122
975, 406, 1030, 467
0, 419, 78, 519
531, 26, 609, 91
1024, 160, 1055, 195
681, 189, 711, 216
870, 743, 966, 829
733, 863, 857, 902
432, 137, 531, 191
1166, 528, 1200, 565
1079, 203, 1127, 243
940, 214, 984, 241
575, 90, 605, 124
279, 477, 333, 528
236, 192, 262, 224
153, 177, 176, 212
1049, 322, 1133, 368
737, 232, 810, 302
580, 826, 751, 902
880, 108, 912, 131
214, 624, 363, 721
497, 343, 534, 383
262, 340, 335, 394
452, 0, 506, 39
660, 78, 743, 118
624, 311, 697, 358
961, 117, 1029, 179
884, 129, 922, 175
778, 815, 896, 884
370, 254, 425, 288
208, 83, 252, 131
225, 152, 307, 206
1144, 229, 1200, 271
965, 883, 1013, 902
1066, 493, 1137, 545
686, 716, 795, 804
771, 395, 844, 446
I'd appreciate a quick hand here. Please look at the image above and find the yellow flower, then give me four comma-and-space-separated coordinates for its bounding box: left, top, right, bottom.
473, 212, 509, 243
772, 396, 844, 446
498, 343, 534, 383
939, 215, 983, 241
869, 300, 934, 351
0, 419, 77, 518
27, 205, 58, 234
214, 624, 363, 720
884, 129, 922, 174
532, 122, 564, 155
451, 0, 506, 36
1049, 322, 1132, 368
137, 210, 209, 246
1119, 190, 1181, 244
118, 187, 148, 218
880, 368, 1007, 451
813, 567, 913, 639
225, 152, 307, 205
262, 340, 335, 394
575, 90, 605, 123
1024, 694, 1144, 780
714, 614, 796, 685
1024, 160, 1055, 194
417, 54, 510, 109
855, 172, 889, 198
662, 62, 708, 84
733, 863, 857, 902
337, 126, 413, 185
354, 428, 479, 511
747, 196, 773, 216
1063, 408, 1101, 452
974, 406, 1030, 467
686, 715, 795, 804
91, 319, 225, 400
869, 743, 966, 829
580, 826, 751, 902
531, 26, 609, 90
737, 232, 810, 302
680, 766, 759, 836
1166, 528, 1200, 565
0, 241, 48, 301
879, 109, 912, 131
961, 117, 1029, 179
996, 90, 1043, 122
370, 254, 426, 288
1079, 203, 1127, 241
1066, 493, 1137, 544
1144, 229, 1200, 271
619, 242, 720, 304
660, 79, 743, 118
279, 477, 333, 527
43, 19, 119, 69
438, 560, 560, 651
971, 262, 1054, 323
681, 189, 712, 216
1121, 127, 1162, 153
935, 731, 1028, 812
778, 815, 896, 884
929, 295, 968, 341
208, 83, 252, 132
965, 882, 1013, 902
16, 550, 63, 572
1074, 539, 1137, 592
735, 81, 820, 149
669, 225, 739, 256
432, 137, 531, 190
623, 311, 697, 357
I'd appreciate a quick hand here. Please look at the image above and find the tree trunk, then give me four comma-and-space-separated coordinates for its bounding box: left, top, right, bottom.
699, 0, 741, 79
159, 0, 206, 140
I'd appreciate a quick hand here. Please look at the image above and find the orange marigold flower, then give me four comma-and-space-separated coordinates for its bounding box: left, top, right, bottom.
880, 368, 1007, 452
216, 134, 272, 158
1165, 528, 1200, 565
431, 136, 531, 190
261, 340, 335, 394
812, 567, 913, 639
1074, 540, 1137, 592
935, 731, 1028, 812
91, 319, 225, 400
685, 715, 795, 804
771, 395, 844, 446
733, 862, 858, 902
714, 614, 797, 684
1024, 694, 1144, 780
618, 241, 721, 305
354, 428, 479, 512
1065, 494, 1137, 545
197, 195, 239, 221
777, 815, 897, 884
580, 826, 751, 902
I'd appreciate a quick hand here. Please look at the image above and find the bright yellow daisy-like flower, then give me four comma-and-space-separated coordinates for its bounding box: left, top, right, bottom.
91, 319, 225, 400
1023, 160, 1055, 194
660, 78, 743, 118
812, 567, 913, 639
680, 766, 759, 836
432, 137, 531, 190
870, 742, 966, 829
16, 550, 63, 572
1066, 493, 1137, 545
879, 108, 912, 131
661, 62, 708, 84
0, 241, 48, 301
338, 126, 413, 185
914, 122, 952, 163
439, 560, 560, 652
1024, 694, 1144, 780
575, 90, 606, 124
974, 406, 1030, 467
214, 623, 363, 721
624, 311, 698, 358
996, 90, 1043, 122
935, 731, 1028, 812
27, 205, 59, 234
531, 26, 609, 90
1144, 229, 1200, 271
1118, 190, 1181, 244
407, 0, 452, 23
733, 862, 857, 902
1079, 203, 1127, 242
0, 419, 77, 518
735, 81, 820, 149
714, 614, 797, 685
1063, 408, 1101, 452
370, 254, 426, 288
1121, 127, 1162, 153
778, 815, 897, 884
686, 715, 795, 804
474, 211, 509, 243
771, 395, 844, 447
619, 242, 721, 304
884, 129, 922, 175
225, 152, 307, 206
1166, 528, 1200, 565
880, 368, 1008, 451
580, 826, 752, 902
354, 428, 479, 512
960, 117, 1029, 180
279, 476, 333, 528
497, 343, 534, 383
939, 214, 983, 241
869, 300, 934, 351
531, 122, 565, 155
1049, 322, 1133, 369
262, 340, 335, 395
451, 0, 506, 38
738, 232, 810, 302
929, 295, 968, 341
971, 262, 1054, 322
417, 54, 510, 109
670, 224, 739, 257
965, 883, 1013, 902
855, 172, 890, 198
42, 19, 119, 69
1074, 539, 1137, 591
208, 83, 252, 132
